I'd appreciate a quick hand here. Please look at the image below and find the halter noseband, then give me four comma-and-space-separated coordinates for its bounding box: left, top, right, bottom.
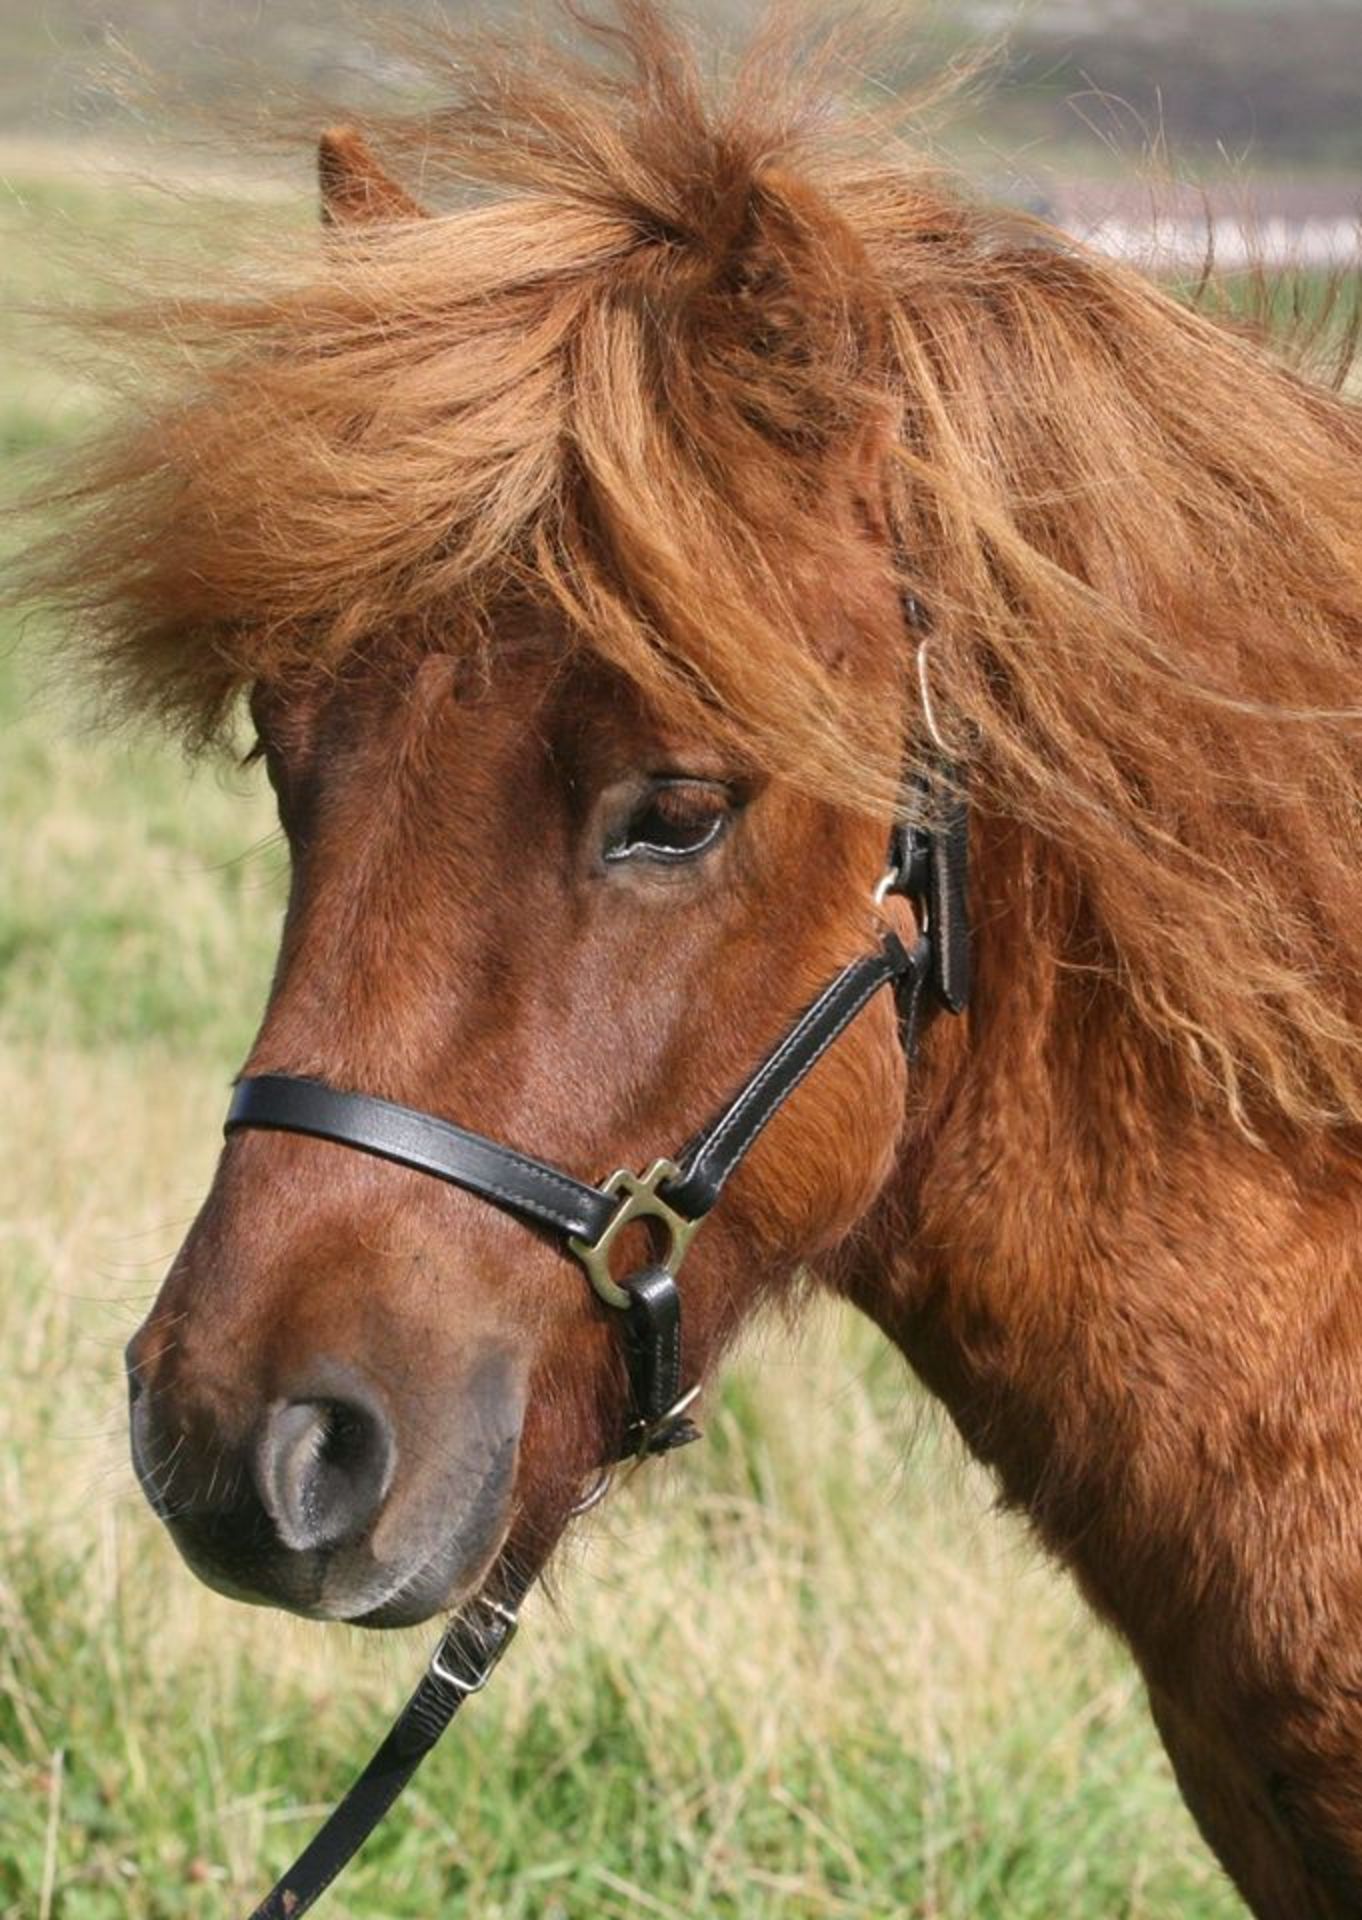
223, 733, 969, 1920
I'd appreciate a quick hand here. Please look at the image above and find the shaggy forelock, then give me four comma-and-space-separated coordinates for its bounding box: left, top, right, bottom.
19, 0, 1362, 1132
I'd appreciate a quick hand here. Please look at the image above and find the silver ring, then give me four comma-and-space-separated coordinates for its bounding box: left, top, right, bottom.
917, 640, 951, 755
569, 1465, 615, 1516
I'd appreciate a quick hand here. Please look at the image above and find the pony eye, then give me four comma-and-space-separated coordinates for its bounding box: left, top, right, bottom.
606, 780, 733, 865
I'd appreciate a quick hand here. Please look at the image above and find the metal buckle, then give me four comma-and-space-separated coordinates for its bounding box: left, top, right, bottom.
630, 1382, 702, 1458
567, 1158, 701, 1310
428, 1596, 519, 1696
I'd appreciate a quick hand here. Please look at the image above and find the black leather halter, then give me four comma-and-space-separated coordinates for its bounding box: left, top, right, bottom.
229, 925, 926, 1457
227, 754, 969, 1920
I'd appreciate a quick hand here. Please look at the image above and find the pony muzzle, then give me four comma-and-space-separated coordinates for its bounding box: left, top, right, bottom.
126, 1333, 526, 1627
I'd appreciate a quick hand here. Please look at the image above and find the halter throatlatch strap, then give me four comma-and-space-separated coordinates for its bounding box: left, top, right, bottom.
881, 764, 970, 1019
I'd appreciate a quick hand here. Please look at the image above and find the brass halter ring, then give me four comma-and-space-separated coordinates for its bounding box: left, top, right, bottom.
566, 1158, 702, 1310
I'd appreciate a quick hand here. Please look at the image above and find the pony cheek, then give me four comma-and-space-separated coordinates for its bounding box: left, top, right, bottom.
735, 1012, 908, 1263
508, 1317, 632, 1535
787, 998, 914, 1251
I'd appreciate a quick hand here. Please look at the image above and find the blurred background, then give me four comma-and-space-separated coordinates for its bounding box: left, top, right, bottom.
1, 4, 1356, 1916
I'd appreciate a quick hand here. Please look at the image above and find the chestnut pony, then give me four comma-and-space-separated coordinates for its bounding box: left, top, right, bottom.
25, 6, 1362, 1914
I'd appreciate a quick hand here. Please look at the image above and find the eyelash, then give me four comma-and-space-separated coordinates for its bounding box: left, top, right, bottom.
605, 782, 733, 864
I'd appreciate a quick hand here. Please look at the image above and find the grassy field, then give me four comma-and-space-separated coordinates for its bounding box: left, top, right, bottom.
0, 169, 1260, 1920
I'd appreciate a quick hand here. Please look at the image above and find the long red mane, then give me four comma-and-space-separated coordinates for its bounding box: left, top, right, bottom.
19, 0, 1362, 1130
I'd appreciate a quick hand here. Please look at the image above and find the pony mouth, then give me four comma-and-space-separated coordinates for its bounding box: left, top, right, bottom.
341, 1429, 523, 1628
158, 1430, 522, 1629
345, 1522, 507, 1628
169, 1500, 508, 1629
169, 1530, 474, 1627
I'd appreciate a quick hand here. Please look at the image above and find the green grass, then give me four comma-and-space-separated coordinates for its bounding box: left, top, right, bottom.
0, 171, 1254, 1920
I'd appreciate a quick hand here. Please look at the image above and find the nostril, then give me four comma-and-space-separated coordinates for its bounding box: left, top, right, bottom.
318, 1401, 370, 1473
255, 1393, 395, 1553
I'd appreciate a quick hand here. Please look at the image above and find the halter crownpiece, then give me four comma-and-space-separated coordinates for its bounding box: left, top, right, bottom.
225, 676, 970, 1918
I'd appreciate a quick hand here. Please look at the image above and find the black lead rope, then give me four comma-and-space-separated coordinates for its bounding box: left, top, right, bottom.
228, 791, 967, 1920
245, 1571, 530, 1920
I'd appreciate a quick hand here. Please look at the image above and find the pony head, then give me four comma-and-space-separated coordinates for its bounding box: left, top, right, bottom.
106, 18, 921, 1621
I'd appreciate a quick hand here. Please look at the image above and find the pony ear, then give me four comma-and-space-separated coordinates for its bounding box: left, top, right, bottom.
317, 127, 428, 226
